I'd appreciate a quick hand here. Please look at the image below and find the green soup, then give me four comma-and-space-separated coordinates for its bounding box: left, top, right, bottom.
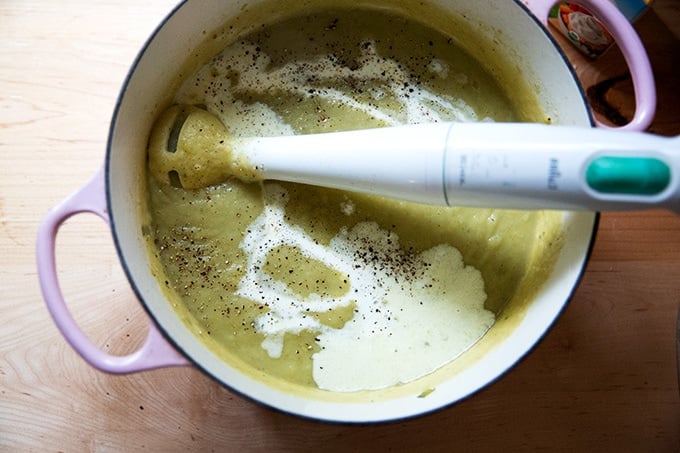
145, 5, 563, 392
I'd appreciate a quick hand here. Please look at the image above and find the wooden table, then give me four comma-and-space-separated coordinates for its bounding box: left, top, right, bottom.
2, 1, 679, 450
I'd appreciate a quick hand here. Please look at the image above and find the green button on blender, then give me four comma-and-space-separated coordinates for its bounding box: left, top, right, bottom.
586, 156, 671, 196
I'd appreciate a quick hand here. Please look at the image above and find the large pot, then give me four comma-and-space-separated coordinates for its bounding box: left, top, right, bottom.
37, 0, 655, 422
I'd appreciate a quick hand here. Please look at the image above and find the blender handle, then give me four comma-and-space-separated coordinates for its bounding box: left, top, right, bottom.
441, 122, 680, 212
523, 0, 656, 132
36, 167, 190, 373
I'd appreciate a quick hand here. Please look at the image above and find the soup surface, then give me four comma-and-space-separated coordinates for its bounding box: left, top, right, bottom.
146, 6, 563, 392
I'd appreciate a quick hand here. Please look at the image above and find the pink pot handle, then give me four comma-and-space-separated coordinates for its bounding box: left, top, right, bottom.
36, 167, 190, 373
523, 0, 656, 131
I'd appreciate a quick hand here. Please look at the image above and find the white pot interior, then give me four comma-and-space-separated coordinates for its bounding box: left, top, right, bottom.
106, 0, 596, 422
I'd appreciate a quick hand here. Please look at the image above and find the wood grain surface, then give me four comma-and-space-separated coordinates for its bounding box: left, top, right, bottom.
1, 1, 679, 451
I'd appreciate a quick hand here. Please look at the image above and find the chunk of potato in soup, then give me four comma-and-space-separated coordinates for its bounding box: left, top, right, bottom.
145, 6, 564, 392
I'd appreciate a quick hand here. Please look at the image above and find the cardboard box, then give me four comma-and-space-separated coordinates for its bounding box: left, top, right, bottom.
549, 1, 652, 57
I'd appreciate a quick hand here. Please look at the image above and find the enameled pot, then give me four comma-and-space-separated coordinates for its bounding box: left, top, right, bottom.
37, 0, 655, 422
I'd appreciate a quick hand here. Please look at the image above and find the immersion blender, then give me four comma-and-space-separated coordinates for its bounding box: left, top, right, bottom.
150, 106, 680, 212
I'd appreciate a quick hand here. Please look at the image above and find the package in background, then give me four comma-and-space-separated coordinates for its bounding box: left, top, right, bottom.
549, 1, 652, 57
